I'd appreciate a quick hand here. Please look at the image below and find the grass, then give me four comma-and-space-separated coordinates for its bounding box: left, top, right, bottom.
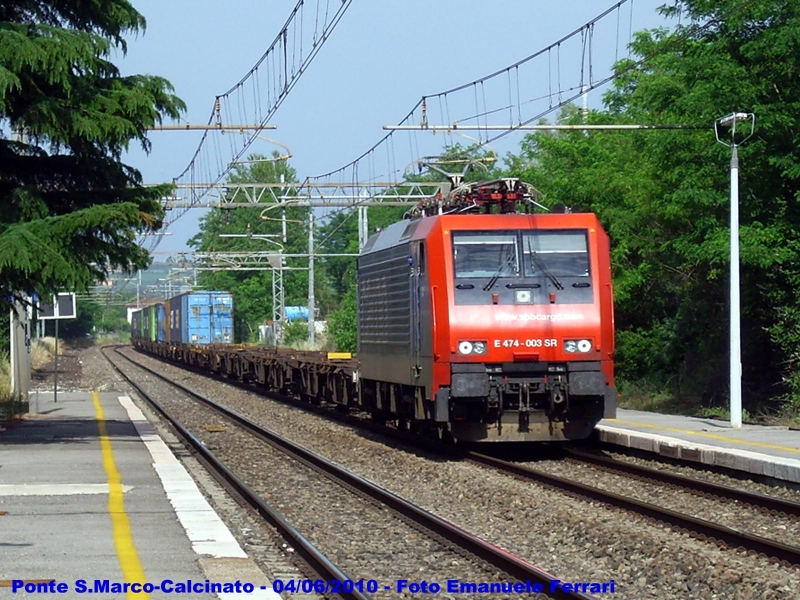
281, 336, 328, 352
94, 331, 130, 345
778, 402, 800, 430
617, 378, 772, 425
616, 380, 699, 416
30, 337, 60, 370
0, 352, 11, 411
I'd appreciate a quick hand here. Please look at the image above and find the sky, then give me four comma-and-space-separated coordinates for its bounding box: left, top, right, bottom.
119, 0, 674, 252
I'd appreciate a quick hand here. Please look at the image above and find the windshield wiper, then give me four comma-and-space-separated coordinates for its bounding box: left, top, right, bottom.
483, 251, 516, 292
526, 239, 564, 290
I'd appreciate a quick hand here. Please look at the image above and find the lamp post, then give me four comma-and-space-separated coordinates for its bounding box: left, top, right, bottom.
714, 112, 755, 428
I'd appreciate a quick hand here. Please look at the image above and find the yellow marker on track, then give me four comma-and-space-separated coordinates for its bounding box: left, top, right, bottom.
93, 392, 149, 600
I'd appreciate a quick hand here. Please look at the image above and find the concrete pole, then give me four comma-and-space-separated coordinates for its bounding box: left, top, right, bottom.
307, 210, 315, 344
54, 317, 58, 404
358, 206, 369, 251
272, 269, 279, 323
730, 145, 742, 428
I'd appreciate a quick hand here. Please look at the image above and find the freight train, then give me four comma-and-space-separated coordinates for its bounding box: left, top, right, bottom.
132, 177, 616, 443
131, 291, 234, 345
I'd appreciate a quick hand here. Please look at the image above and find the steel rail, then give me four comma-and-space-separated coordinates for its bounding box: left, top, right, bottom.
463, 450, 800, 567
125, 343, 800, 567
561, 447, 800, 517
112, 346, 595, 600
101, 347, 371, 600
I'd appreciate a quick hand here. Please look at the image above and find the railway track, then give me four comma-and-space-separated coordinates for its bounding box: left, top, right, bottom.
461, 448, 800, 567
104, 346, 597, 600
118, 344, 800, 569
102, 347, 368, 600
559, 447, 800, 518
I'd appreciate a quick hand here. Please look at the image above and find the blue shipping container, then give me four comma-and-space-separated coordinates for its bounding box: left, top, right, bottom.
177, 291, 234, 345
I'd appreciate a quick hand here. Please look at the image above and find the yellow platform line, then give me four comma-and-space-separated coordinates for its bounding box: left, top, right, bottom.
93, 392, 149, 600
606, 418, 800, 455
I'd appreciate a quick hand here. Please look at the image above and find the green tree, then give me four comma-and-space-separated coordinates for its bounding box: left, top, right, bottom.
327, 286, 357, 352
509, 0, 800, 411
187, 154, 328, 342
0, 1, 184, 322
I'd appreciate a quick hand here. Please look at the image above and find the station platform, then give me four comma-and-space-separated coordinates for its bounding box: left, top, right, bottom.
596, 408, 800, 485
0, 391, 280, 599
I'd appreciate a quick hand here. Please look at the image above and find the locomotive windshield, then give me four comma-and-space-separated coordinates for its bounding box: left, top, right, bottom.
522, 230, 589, 277
452, 229, 592, 305
453, 232, 519, 278
452, 230, 589, 279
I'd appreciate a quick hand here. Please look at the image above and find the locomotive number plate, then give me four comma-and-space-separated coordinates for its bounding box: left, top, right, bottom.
494, 338, 557, 348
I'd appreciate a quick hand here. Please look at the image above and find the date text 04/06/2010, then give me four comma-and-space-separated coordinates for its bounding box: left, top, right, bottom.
273, 579, 617, 595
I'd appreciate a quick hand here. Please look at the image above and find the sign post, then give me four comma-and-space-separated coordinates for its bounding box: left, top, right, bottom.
38, 293, 77, 404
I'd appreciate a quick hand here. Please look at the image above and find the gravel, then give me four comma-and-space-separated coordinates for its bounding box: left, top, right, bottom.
522, 457, 800, 546
592, 448, 800, 502
115, 346, 800, 600
107, 349, 540, 600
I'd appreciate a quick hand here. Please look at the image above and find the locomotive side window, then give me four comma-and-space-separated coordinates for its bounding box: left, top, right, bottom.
522, 230, 589, 277
452, 232, 519, 279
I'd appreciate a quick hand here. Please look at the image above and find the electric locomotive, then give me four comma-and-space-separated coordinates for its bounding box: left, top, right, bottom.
357, 178, 615, 442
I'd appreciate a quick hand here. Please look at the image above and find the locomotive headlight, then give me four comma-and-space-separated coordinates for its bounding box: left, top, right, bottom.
458, 341, 487, 355
564, 339, 593, 353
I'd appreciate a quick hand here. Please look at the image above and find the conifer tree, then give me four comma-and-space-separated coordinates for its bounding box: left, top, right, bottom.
0, 0, 185, 308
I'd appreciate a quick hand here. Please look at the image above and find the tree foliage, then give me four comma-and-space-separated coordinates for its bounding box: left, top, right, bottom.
508, 0, 800, 410
187, 154, 332, 342
327, 286, 356, 352
0, 0, 184, 313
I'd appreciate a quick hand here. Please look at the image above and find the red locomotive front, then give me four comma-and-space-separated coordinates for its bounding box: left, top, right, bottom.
357, 179, 615, 442
423, 212, 615, 441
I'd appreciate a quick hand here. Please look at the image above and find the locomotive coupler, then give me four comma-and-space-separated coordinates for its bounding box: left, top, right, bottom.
548, 377, 569, 416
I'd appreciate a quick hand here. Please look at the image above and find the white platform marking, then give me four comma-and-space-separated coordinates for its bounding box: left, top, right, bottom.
0, 484, 132, 496
118, 395, 280, 600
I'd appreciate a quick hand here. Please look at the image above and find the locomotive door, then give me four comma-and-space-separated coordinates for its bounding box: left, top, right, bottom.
410, 241, 424, 379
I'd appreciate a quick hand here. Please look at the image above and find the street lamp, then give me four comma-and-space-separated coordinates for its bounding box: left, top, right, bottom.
714, 112, 755, 428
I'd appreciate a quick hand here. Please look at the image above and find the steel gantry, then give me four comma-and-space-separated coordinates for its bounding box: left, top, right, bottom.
161, 181, 450, 209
